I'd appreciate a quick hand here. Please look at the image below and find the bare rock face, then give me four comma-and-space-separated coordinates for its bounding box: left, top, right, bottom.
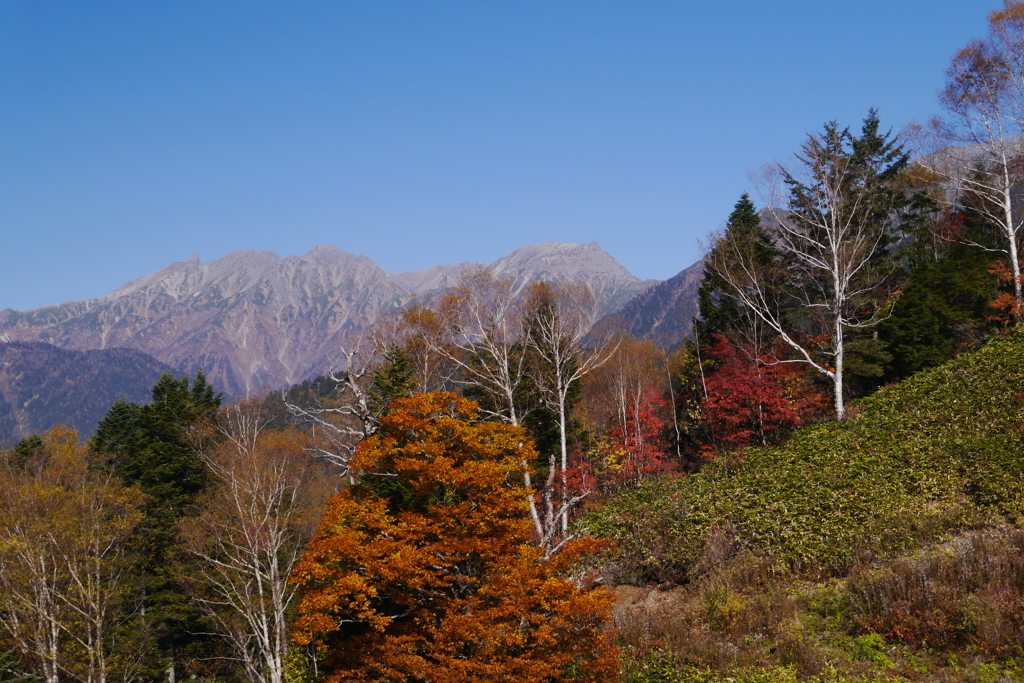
489, 242, 658, 317
0, 242, 673, 397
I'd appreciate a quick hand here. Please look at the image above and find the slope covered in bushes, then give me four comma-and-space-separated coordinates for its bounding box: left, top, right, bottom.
590, 333, 1024, 681
588, 332, 1024, 583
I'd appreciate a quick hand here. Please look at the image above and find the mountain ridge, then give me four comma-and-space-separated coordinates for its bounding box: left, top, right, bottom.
0, 241, 670, 397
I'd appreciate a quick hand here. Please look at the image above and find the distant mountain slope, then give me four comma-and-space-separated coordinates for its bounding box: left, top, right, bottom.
600, 257, 704, 348
490, 242, 658, 317
0, 242, 658, 397
0, 341, 170, 443
0, 246, 411, 397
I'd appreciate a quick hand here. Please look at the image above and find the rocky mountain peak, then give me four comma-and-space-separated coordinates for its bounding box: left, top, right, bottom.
490, 241, 653, 316
0, 241, 669, 397
492, 241, 633, 279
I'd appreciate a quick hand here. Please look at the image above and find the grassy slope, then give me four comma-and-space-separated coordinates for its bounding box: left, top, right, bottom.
590, 333, 1024, 581
588, 333, 1024, 681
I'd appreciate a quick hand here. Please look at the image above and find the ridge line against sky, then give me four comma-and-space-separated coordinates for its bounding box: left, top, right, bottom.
1, 1, 993, 311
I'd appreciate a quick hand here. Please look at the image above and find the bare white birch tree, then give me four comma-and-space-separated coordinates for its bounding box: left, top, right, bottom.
524, 281, 618, 553
913, 2, 1024, 320
712, 114, 906, 420
429, 269, 531, 425
179, 402, 333, 683
283, 345, 379, 475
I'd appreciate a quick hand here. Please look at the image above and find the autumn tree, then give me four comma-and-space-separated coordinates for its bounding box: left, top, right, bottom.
0, 426, 145, 683
179, 401, 333, 683
291, 393, 618, 683
582, 335, 670, 488
376, 304, 458, 394
712, 112, 908, 419
916, 1, 1024, 319
404, 273, 611, 554
421, 271, 600, 553
700, 336, 825, 450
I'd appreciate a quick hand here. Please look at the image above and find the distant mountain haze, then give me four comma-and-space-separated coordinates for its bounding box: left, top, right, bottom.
0, 242, 701, 398
598, 257, 705, 347
0, 341, 170, 443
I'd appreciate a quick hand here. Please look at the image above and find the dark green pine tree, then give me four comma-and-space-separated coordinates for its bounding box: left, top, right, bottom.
94, 371, 221, 518
367, 344, 417, 416
91, 371, 223, 680
694, 192, 781, 351
11, 434, 44, 469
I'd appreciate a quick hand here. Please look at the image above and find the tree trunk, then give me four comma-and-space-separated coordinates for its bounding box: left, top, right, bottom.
833, 312, 845, 421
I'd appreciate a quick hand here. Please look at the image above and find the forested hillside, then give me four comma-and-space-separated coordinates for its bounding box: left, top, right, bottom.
592, 331, 1024, 681
0, 341, 170, 442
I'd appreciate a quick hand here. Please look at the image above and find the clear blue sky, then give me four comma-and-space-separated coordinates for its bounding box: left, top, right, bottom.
1, 1, 995, 310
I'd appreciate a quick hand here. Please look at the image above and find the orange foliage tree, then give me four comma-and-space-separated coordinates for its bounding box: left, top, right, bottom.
290, 392, 618, 683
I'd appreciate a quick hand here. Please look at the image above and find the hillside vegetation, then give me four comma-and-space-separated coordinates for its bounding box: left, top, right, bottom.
589, 332, 1024, 681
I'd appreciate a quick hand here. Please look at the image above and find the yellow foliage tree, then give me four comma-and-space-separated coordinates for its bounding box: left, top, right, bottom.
0, 426, 145, 683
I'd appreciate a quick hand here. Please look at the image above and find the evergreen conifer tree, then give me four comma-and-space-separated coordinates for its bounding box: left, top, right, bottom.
695, 192, 782, 353
366, 344, 416, 416
91, 371, 223, 680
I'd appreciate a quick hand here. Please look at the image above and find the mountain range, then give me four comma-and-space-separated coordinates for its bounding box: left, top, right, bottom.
1, 242, 696, 399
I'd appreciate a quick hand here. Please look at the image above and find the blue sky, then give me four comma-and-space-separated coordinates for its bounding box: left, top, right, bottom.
1, 1, 995, 310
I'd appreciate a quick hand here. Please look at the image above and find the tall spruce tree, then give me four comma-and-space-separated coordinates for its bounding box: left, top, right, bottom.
91, 371, 223, 680
367, 344, 417, 416
695, 193, 783, 353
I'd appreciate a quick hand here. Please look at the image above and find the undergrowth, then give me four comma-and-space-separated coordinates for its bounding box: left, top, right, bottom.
586, 334, 1024, 583
586, 333, 1024, 681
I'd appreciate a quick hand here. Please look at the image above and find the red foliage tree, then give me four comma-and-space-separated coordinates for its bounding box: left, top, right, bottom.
290, 392, 618, 683
701, 336, 825, 451
987, 259, 1024, 323
604, 385, 669, 485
